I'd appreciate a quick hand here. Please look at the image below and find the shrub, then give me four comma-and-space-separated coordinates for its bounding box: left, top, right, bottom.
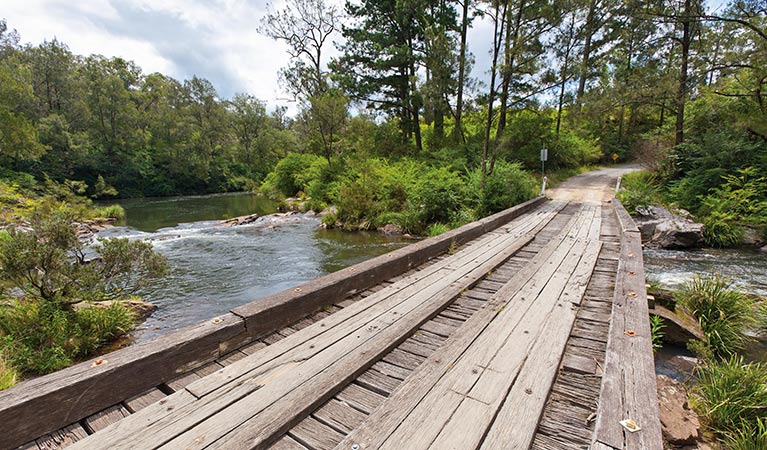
467, 161, 536, 217
676, 275, 762, 358
703, 211, 743, 247
0, 299, 135, 378
691, 357, 767, 441
94, 204, 126, 220
75, 302, 136, 354
407, 167, 467, 227
0, 207, 168, 304
551, 130, 603, 168
259, 153, 322, 198
616, 170, 661, 214
0, 351, 17, 390
427, 223, 450, 236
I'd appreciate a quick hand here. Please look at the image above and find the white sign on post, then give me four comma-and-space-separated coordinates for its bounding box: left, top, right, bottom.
540, 147, 548, 161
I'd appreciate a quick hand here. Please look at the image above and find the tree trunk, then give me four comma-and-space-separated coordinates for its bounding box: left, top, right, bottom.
556, 13, 576, 136
577, 0, 597, 104
482, 1, 507, 176
454, 0, 469, 144
676, 0, 691, 146
495, 1, 522, 149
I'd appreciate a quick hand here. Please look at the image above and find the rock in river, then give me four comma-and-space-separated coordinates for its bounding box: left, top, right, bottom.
221, 213, 260, 227
634, 206, 704, 249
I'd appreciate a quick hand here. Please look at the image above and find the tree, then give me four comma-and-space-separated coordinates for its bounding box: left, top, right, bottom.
260, 0, 340, 99
453, 0, 473, 143
0, 206, 168, 305
228, 94, 269, 165
308, 88, 349, 163
0, 55, 45, 163
336, 0, 457, 152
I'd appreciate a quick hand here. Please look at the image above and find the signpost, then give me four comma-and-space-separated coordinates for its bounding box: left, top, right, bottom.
540, 144, 548, 195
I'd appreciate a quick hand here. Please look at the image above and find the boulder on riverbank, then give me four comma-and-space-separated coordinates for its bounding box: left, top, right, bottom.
657, 375, 702, 446
378, 223, 405, 235
634, 206, 705, 249
74, 298, 158, 320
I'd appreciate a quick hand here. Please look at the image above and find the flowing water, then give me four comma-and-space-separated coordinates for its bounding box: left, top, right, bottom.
98, 193, 413, 342
645, 246, 767, 377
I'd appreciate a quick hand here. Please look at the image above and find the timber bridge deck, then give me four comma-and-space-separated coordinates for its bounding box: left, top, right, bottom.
1, 168, 661, 450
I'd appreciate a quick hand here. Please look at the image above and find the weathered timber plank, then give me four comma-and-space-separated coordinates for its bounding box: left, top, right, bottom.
124, 388, 166, 413
217, 350, 248, 366
372, 360, 411, 380
288, 416, 344, 450
336, 203, 587, 450
562, 353, 598, 375
269, 435, 308, 450
313, 399, 367, 434
382, 348, 424, 371
397, 338, 437, 359
438, 211, 602, 449
335, 383, 387, 414
35, 424, 88, 450
83, 404, 130, 433
165, 371, 201, 392
612, 198, 639, 234
592, 199, 662, 450
0, 313, 245, 450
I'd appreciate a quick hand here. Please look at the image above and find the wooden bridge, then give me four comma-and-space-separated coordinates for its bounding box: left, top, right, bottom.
1, 168, 661, 450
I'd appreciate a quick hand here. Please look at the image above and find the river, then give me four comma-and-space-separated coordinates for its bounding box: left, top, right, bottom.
645, 246, 767, 378
97, 192, 413, 342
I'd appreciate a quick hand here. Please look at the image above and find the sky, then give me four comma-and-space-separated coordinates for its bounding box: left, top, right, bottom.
2, 0, 495, 115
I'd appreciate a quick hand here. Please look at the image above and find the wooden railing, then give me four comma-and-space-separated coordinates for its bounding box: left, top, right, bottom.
591, 198, 663, 450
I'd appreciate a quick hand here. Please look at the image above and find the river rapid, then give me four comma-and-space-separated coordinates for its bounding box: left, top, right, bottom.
97, 192, 413, 342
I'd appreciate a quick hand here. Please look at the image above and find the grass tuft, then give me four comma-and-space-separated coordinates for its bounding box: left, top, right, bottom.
676, 275, 762, 358
691, 357, 767, 444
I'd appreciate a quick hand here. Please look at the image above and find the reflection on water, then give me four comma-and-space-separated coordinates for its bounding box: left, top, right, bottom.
101, 192, 278, 232
97, 196, 413, 342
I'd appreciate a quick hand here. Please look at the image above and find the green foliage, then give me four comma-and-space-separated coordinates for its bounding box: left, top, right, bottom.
407, 167, 467, 227
676, 275, 763, 358
0, 298, 135, 377
550, 130, 603, 169
0, 351, 17, 390
722, 418, 767, 450
94, 204, 125, 220
427, 223, 450, 236
650, 315, 665, 351
697, 167, 767, 247
616, 170, 661, 214
467, 161, 537, 217
691, 357, 767, 443
0, 205, 168, 304
259, 153, 323, 198
702, 211, 744, 248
